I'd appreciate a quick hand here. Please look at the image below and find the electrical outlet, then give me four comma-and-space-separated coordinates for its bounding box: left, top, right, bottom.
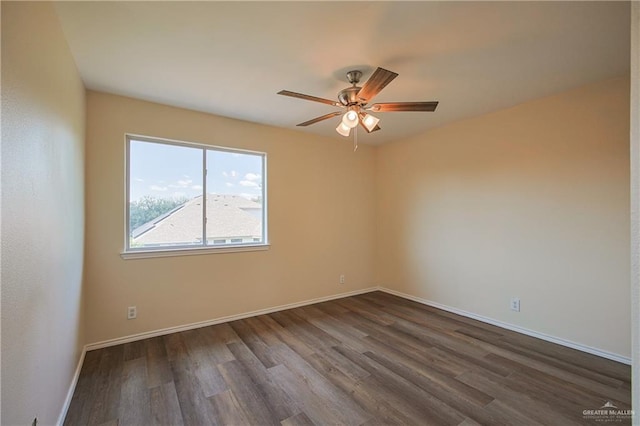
127, 306, 137, 319
339, 274, 345, 284
510, 298, 521, 312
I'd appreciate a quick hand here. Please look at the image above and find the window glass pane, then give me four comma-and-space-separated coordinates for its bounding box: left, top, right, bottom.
206, 150, 264, 245
129, 140, 203, 249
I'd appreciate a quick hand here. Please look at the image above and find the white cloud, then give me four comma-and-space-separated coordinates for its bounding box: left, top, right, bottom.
225, 182, 234, 187
245, 173, 261, 181
239, 180, 259, 188
150, 185, 168, 191
134, 177, 144, 182
223, 170, 238, 178
168, 179, 194, 189
191, 185, 203, 190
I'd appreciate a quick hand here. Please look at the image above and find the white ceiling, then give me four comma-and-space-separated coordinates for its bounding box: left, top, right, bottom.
54, 1, 630, 145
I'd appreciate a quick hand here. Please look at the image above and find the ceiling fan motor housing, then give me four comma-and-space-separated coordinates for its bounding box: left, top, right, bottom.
338, 86, 363, 106
339, 70, 364, 106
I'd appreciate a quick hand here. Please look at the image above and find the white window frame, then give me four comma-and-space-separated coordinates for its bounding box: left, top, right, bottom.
121, 134, 269, 259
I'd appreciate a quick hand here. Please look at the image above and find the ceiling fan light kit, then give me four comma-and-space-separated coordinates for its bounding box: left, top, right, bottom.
361, 113, 380, 132
336, 122, 351, 137
278, 66, 439, 145
342, 110, 359, 129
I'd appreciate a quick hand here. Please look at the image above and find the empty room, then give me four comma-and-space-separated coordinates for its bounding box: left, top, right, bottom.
2, 1, 639, 425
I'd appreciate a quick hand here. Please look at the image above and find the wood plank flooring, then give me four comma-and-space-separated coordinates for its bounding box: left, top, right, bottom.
64, 291, 632, 425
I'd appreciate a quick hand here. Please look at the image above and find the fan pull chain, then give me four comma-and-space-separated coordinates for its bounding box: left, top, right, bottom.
353, 126, 358, 152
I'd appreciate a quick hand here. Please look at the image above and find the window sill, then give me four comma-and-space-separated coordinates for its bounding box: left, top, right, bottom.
120, 244, 270, 260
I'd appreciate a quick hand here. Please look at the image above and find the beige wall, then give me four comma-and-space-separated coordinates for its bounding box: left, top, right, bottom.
84, 91, 376, 344
0, 3, 632, 421
1, 2, 86, 425
376, 76, 631, 358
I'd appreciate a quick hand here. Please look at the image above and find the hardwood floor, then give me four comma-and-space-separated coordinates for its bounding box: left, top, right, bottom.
64, 291, 632, 425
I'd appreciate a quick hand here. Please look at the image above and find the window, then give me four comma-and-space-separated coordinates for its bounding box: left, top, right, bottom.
125, 135, 267, 256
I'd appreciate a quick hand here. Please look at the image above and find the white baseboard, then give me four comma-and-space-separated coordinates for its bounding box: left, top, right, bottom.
84, 286, 632, 366
378, 287, 631, 365
61, 284, 628, 424
85, 287, 379, 352
57, 346, 86, 426
57, 287, 377, 424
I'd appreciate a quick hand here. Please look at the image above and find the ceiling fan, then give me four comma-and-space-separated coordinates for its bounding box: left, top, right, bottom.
277, 67, 438, 142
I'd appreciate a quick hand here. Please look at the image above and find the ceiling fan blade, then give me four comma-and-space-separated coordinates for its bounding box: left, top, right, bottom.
278, 90, 339, 106
296, 111, 342, 127
356, 67, 398, 103
369, 101, 439, 112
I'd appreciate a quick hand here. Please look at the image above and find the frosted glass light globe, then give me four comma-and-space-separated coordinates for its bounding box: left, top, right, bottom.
336, 122, 351, 137
342, 110, 359, 129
